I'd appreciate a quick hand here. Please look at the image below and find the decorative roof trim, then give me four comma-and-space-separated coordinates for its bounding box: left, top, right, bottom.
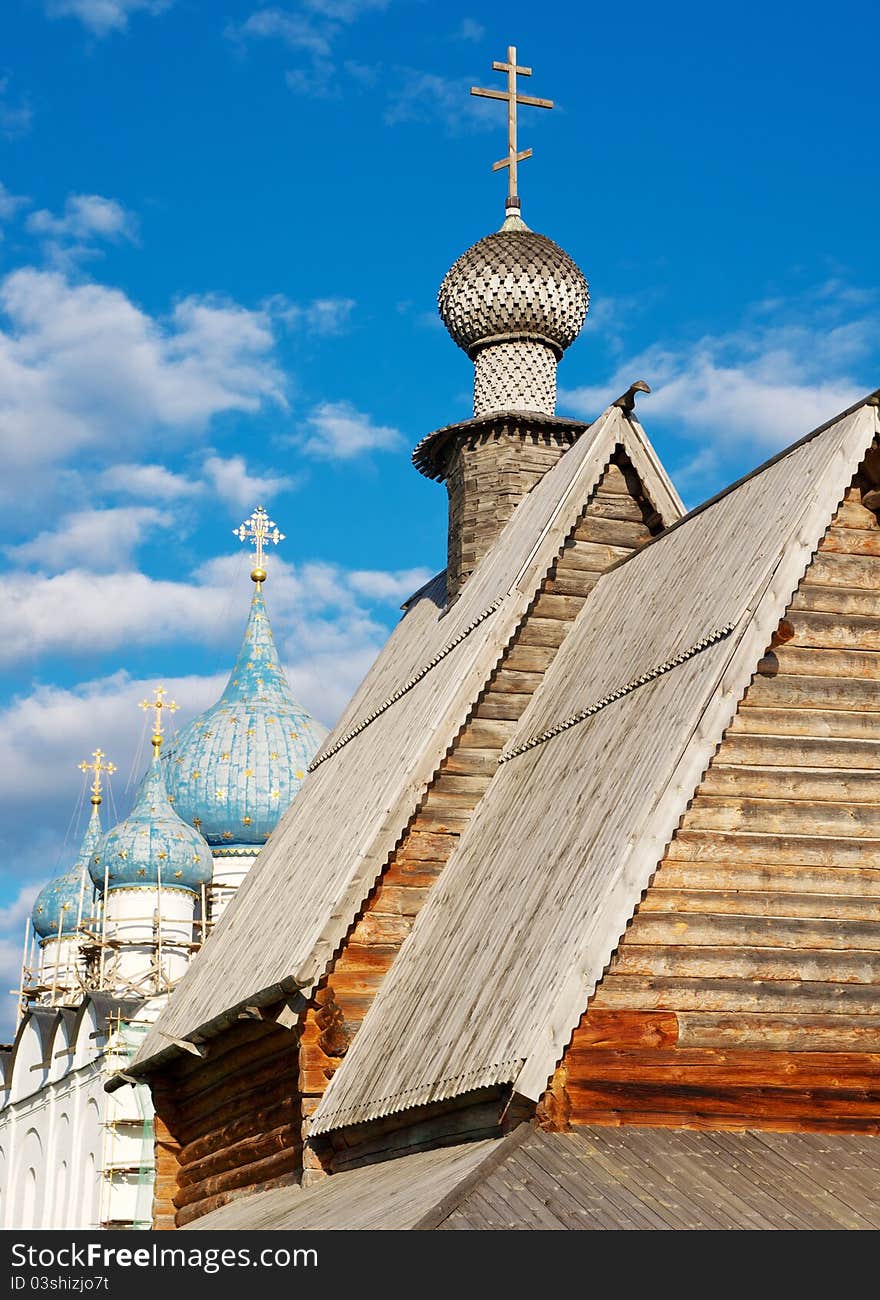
412, 409, 588, 482
499, 624, 736, 764
309, 598, 507, 772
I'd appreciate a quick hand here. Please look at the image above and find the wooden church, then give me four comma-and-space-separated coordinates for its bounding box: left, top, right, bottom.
118, 50, 880, 1230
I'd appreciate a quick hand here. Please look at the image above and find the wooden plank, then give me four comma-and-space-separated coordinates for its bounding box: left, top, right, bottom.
729, 706, 880, 739
787, 609, 880, 650
571, 516, 650, 548
744, 673, 880, 711
699, 763, 880, 802
681, 795, 880, 838
591, 973, 880, 1014
514, 617, 569, 648
760, 643, 880, 679
669, 828, 880, 867
473, 692, 533, 721
655, 860, 880, 895
545, 571, 600, 598
626, 911, 880, 951
792, 583, 880, 617
562, 538, 632, 569
614, 944, 880, 982
530, 592, 587, 620
822, 527, 880, 556
719, 734, 880, 768
676, 1012, 880, 1053
808, 551, 880, 590
639, 887, 880, 922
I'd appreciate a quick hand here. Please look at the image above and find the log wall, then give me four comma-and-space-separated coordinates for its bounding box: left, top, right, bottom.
301, 452, 663, 1166
551, 474, 880, 1134
150, 1017, 300, 1227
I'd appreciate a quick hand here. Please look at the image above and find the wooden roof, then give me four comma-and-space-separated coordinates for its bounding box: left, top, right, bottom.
309, 396, 880, 1134
183, 1123, 880, 1231
133, 402, 682, 1072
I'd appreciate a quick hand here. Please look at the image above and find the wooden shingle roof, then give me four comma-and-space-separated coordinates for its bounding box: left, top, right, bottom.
132, 401, 682, 1073
309, 395, 880, 1134
183, 1123, 880, 1231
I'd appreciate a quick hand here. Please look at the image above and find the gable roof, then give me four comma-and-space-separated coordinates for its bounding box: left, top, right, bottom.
183, 1123, 880, 1231
309, 394, 880, 1135
133, 400, 683, 1072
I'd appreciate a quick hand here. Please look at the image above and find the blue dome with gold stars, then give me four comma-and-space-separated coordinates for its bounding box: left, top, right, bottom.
32, 804, 102, 939
90, 756, 212, 893
162, 588, 327, 849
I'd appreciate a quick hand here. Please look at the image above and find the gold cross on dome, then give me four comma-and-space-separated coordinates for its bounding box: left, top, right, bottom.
471, 45, 553, 214
234, 506, 285, 586
79, 748, 116, 807
139, 685, 179, 752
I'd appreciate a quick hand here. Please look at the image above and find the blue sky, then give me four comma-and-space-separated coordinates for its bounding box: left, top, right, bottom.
0, 0, 878, 1033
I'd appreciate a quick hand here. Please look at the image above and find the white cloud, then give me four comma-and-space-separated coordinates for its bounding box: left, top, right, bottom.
268, 293, 355, 334
0, 267, 285, 504
348, 567, 432, 602
456, 18, 484, 40
28, 194, 136, 244
6, 506, 172, 571
0, 77, 32, 140
27, 194, 138, 264
0, 181, 28, 223
232, 2, 389, 97
561, 285, 879, 496
383, 70, 498, 131
202, 454, 296, 511
300, 399, 404, 459
98, 462, 200, 501
45, 0, 171, 36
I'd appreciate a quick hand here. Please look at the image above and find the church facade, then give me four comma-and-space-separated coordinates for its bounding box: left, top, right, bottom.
0, 523, 326, 1230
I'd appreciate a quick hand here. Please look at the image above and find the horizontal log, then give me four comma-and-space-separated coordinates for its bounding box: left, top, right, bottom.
474, 691, 533, 721
591, 973, 880, 1014
583, 491, 647, 522
458, 717, 518, 747
567, 1047, 880, 1089
626, 910, 880, 951
593, 462, 634, 494
515, 617, 569, 648
173, 1147, 300, 1211
792, 583, 880, 617
530, 592, 587, 620
719, 734, 880, 768
681, 795, 880, 839
571, 1009, 678, 1050
571, 516, 650, 548
176, 1073, 293, 1142
359, 883, 431, 917
788, 608, 880, 650
669, 829, 880, 867
809, 551, 880, 591
349, 910, 411, 945
440, 748, 498, 777
388, 861, 445, 887
744, 673, 880, 711
332, 942, 400, 972
761, 643, 880, 680
489, 668, 544, 695
567, 1081, 880, 1122
172, 1036, 295, 1105
729, 706, 880, 739
323, 967, 387, 998
179, 1101, 297, 1167
168, 1018, 276, 1082
639, 887, 880, 922
178, 1122, 300, 1190
419, 784, 479, 810
654, 860, 880, 895
411, 806, 471, 833
821, 527, 880, 556
544, 571, 600, 599
614, 944, 880, 983
174, 1173, 300, 1229
400, 831, 458, 860
502, 643, 557, 672
561, 539, 632, 570
676, 1012, 880, 1053
700, 763, 880, 803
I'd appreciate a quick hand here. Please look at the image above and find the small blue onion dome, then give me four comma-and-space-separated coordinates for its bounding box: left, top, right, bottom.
90, 756, 212, 893
32, 804, 103, 940
162, 588, 327, 849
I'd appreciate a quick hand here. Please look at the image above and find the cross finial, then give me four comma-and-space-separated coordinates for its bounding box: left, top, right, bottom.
471, 44, 553, 218
139, 685, 179, 753
78, 748, 116, 807
234, 505, 285, 587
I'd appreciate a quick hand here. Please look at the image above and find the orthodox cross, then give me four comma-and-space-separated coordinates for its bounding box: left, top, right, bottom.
234, 505, 285, 586
471, 45, 553, 213
139, 685, 179, 752
79, 748, 116, 806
